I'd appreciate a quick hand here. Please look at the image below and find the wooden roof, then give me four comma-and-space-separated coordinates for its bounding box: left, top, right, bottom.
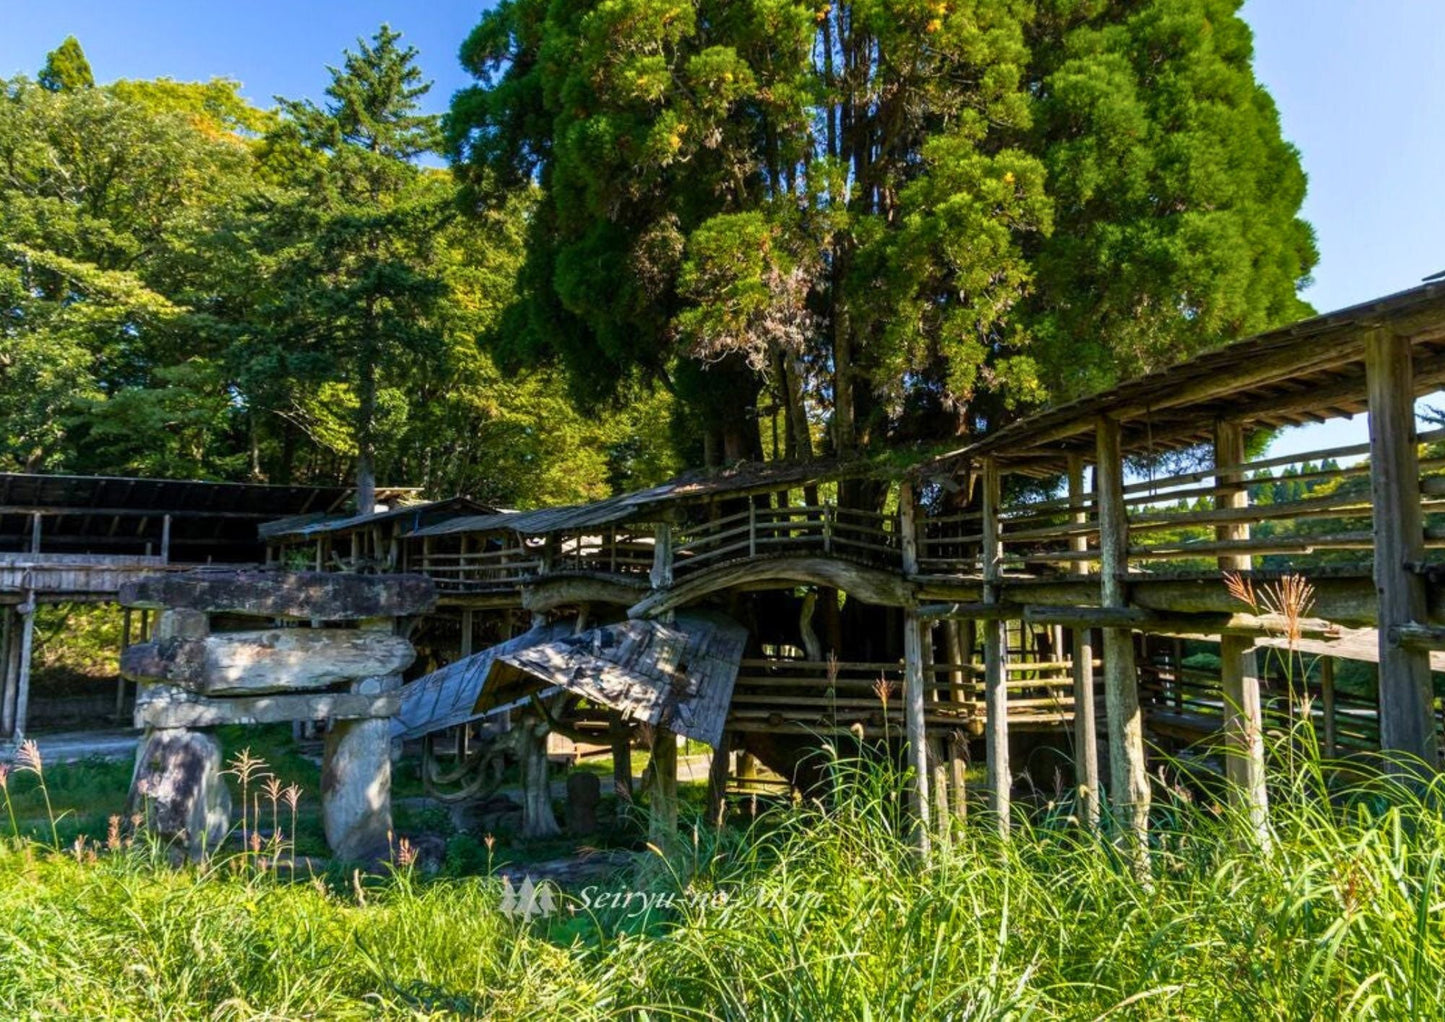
259, 496, 497, 541
410, 459, 869, 538
917, 280, 1445, 477
0, 472, 414, 563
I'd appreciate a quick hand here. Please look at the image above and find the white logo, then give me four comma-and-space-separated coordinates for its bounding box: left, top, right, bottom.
500, 875, 558, 920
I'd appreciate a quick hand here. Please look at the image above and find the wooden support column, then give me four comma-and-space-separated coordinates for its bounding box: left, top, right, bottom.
1215, 420, 1269, 843
1067, 454, 1100, 829
1365, 328, 1437, 767
0, 607, 14, 737
1095, 417, 1149, 863
1321, 658, 1337, 758
160, 514, 172, 564
649, 727, 679, 847
903, 606, 931, 853
707, 731, 732, 827
981, 457, 1010, 837
899, 480, 919, 576
650, 523, 673, 589
12, 594, 36, 743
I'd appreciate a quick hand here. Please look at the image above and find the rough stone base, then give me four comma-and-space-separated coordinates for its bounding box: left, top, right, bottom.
127, 728, 232, 858
322, 717, 393, 863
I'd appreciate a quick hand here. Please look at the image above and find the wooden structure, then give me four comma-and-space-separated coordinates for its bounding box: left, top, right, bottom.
254, 281, 1445, 847
0, 474, 408, 746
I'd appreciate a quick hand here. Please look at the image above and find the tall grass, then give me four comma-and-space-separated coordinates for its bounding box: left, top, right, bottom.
0, 732, 1443, 1018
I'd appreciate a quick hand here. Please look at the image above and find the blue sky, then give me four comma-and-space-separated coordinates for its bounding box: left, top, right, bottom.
3, 0, 1443, 456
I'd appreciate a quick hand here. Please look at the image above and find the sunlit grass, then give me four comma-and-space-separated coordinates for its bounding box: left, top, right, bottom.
1, 728, 1443, 1018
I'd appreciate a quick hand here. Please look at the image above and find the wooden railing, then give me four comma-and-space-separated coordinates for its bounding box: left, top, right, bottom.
674, 504, 902, 578
1139, 657, 1384, 755
726, 655, 1079, 736
420, 544, 542, 592
549, 528, 654, 576
919, 431, 1445, 578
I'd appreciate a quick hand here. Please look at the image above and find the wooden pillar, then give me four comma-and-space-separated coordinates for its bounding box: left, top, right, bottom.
1321, 658, 1337, 759
899, 480, 919, 575
650, 523, 673, 589
115, 605, 134, 721
981, 457, 1010, 837
12, 595, 36, 743
1215, 420, 1269, 842
649, 727, 679, 846
0, 607, 14, 737
1365, 328, 1437, 767
460, 609, 474, 658
1095, 417, 1149, 864
1067, 454, 1100, 829
160, 514, 172, 564
707, 731, 732, 827
903, 607, 931, 853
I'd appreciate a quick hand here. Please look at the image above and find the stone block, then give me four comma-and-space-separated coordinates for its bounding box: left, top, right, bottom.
128, 728, 231, 859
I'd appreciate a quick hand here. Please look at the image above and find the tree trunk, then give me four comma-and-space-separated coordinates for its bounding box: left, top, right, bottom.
356, 346, 378, 514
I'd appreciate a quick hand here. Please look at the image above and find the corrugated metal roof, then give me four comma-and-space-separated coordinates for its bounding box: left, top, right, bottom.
410, 459, 871, 538
260, 496, 498, 541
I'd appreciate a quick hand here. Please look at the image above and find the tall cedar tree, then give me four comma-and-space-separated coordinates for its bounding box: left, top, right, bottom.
263, 25, 448, 511
38, 37, 94, 92
448, 0, 1315, 471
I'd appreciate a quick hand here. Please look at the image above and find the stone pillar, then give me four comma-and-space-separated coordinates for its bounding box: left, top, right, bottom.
321, 673, 400, 863
128, 727, 232, 859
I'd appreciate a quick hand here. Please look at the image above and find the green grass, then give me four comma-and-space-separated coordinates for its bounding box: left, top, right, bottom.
3, 733, 1445, 1018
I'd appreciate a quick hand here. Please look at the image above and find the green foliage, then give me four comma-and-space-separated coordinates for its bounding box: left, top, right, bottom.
0, 35, 671, 508
37, 37, 93, 92
3, 749, 1445, 1015
451, 0, 1315, 462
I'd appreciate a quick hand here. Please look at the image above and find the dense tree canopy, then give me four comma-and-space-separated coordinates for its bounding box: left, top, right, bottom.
448, 0, 1316, 465
0, 32, 676, 507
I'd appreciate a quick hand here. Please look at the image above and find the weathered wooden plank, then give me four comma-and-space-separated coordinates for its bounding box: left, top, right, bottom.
981, 457, 1010, 838
1215, 419, 1269, 844
135, 686, 399, 728
902, 607, 930, 852
121, 629, 415, 694
1366, 328, 1438, 767
1067, 454, 1100, 830
119, 569, 436, 620
1096, 416, 1149, 868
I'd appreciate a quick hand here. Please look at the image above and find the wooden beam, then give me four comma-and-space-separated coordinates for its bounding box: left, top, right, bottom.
1096, 416, 1149, 867
1365, 328, 1438, 767
650, 523, 673, 589
1067, 455, 1100, 830
916, 601, 1016, 621
899, 480, 919, 575
903, 607, 931, 853
12, 596, 37, 742
981, 457, 1010, 837
1215, 419, 1269, 845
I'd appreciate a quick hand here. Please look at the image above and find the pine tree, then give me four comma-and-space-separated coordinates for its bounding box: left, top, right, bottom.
38, 37, 94, 92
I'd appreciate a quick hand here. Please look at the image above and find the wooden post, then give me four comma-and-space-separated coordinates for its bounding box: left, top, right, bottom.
903, 607, 931, 853
115, 606, 134, 721
1321, 657, 1337, 759
1365, 328, 1437, 768
609, 710, 633, 812
650, 523, 673, 589
1067, 454, 1100, 829
12, 595, 36, 743
1215, 420, 1269, 843
707, 731, 732, 827
649, 728, 679, 847
981, 456, 1010, 837
0, 607, 14, 737
748, 503, 757, 557
460, 609, 474, 658
1095, 416, 1149, 865
948, 733, 967, 821
160, 514, 172, 564
29, 512, 41, 555
899, 480, 919, 575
